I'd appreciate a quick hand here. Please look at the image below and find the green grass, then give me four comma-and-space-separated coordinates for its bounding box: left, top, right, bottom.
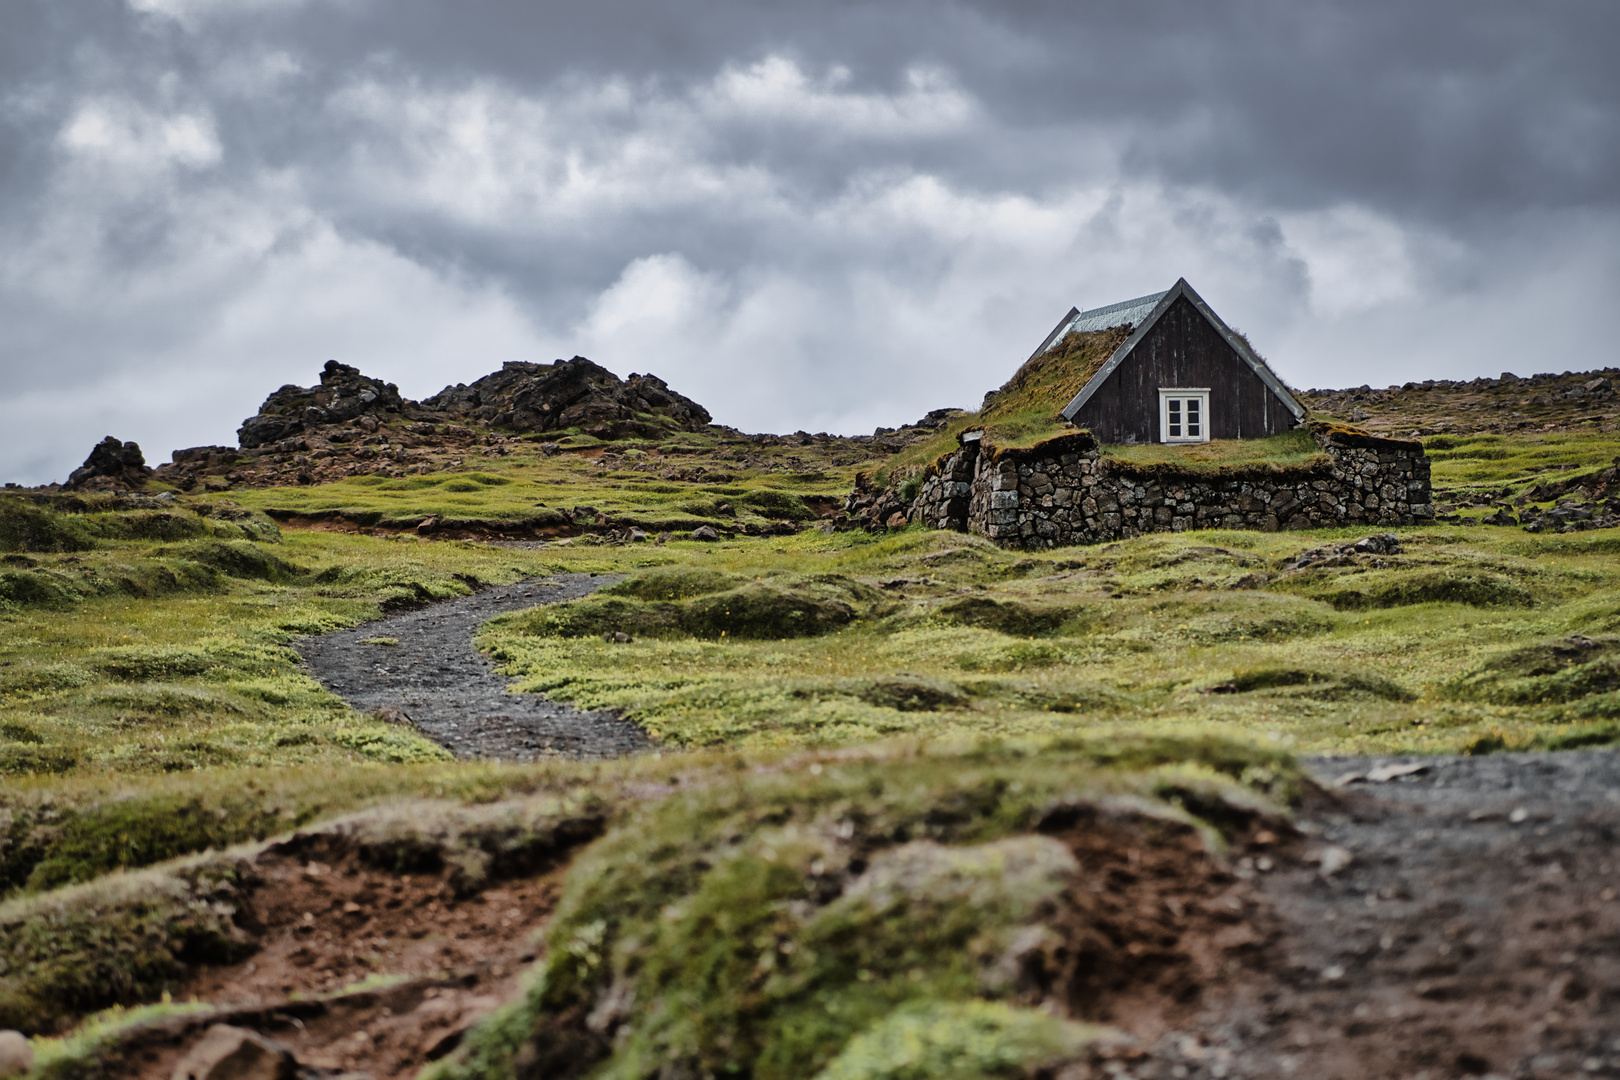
478, 525, 1620, 756
1102, 428, 1325, 470
0, 495, 585, 777
226, 431, 862, 532
1421, 430, 1620, 502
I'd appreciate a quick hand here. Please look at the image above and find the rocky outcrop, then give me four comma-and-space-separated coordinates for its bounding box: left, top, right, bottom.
238, 360, 406, 449
423, 357, 711, 437
64, 437, 154, 491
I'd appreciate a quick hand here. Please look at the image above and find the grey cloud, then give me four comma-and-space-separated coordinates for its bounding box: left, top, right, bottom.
1, 0, 1617, 484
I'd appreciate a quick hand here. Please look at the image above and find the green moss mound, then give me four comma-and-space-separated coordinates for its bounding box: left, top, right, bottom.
1446, 636, 1620, 704
1301, 569, 1533, 610
0, 746, 79, 777
815, 1000, 1102, 1080
0, 855, 253, 1034
22, 795, 286, 893
740, 490, 812, 521
0, 501, 98, 554
603, 568, 748, 601
84, 648, 217, 682
0, 664, 97, 697
152, 540, 301, 582
313, 564, 474, 609
511, 577, 881, 641
428, 739, 1298, 1080
933, 597, 1081, 637
1210, 666, 1415, 702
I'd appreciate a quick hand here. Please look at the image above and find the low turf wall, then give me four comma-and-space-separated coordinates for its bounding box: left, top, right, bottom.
905, 426, 1433, 549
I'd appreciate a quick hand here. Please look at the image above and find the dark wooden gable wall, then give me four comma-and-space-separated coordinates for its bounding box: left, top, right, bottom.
1069, 295, 1296, 444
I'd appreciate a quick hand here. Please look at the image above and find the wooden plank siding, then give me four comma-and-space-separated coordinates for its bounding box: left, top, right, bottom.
1069, 295, 1297, 444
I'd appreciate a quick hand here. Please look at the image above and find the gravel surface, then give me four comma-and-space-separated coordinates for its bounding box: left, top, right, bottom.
296, 574, 652, 760
1108, 751, 1620, 1080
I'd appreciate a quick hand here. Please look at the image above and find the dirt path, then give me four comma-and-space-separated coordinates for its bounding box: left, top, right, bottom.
1111, 750, 1620, 1080
296, 574, 652, 760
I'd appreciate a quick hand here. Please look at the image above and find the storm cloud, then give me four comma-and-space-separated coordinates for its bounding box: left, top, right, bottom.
1, 0, 1616, 483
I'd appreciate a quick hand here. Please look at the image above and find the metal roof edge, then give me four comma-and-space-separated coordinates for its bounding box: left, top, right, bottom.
1176, 279, 1308, 421
1028, 307, 1080, 363
1059, 282, 1184, 420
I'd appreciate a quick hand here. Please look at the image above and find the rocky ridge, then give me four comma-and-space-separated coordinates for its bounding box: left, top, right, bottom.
1299, 368, 1620, 439
108, 358, 959, 498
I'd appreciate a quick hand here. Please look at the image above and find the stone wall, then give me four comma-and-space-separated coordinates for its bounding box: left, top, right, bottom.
903, 425, 1433, 549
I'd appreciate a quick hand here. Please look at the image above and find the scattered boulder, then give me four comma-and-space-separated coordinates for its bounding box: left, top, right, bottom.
238, 360, 405, 449
0, 1030, 32, 1078
422, 357, 710, 437
171, 1025, 296, 1080
1283, 533, 1402, 571
691, 525, 720, 542
64, 436, 154, 491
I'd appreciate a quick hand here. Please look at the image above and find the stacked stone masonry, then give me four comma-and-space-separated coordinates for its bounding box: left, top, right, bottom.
907, 427, 1433, 549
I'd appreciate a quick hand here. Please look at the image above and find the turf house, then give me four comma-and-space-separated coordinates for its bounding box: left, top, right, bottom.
887, 279, 1435, 547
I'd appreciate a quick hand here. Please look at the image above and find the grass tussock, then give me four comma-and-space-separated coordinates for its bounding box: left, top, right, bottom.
500, 576, 886, 641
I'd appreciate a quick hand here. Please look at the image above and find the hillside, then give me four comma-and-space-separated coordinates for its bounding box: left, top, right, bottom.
5, 353, 1620, 1079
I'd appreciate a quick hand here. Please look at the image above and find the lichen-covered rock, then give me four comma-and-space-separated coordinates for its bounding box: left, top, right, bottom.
237, 360, 405, 449
422, 357, 710, 436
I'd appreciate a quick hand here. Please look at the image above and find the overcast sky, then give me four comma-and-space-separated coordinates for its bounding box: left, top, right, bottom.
2, 0, 1617, 483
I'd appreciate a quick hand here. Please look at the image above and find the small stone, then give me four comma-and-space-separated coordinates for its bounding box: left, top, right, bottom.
539, 442, 561, 455
1509, 807, 1529, 824
0, 1031, 33, 1078
171, 1025, 296, 1080
1317, 846, 1353, 877
1366, 761, 1429, 783
628, 529, 648, 542
691, 525, 720, 541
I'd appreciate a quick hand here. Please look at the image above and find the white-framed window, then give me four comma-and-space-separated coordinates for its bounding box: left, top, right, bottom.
1159, 388, 1211, 443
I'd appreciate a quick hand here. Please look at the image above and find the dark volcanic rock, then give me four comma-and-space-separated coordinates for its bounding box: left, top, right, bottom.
238, 360, 405, 449
64, 436, 153, 491
423, 356, 711, 436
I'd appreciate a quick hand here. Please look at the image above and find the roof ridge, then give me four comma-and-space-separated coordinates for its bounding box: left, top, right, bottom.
1056, 278, 1307, 424
1074, 289, 1170, 321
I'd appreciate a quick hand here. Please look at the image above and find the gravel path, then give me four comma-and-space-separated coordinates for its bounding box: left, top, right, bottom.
296, 574, 652, 760
1122, 751, 1620, 1080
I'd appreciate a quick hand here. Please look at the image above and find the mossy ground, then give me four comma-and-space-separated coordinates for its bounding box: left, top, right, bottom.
223, 429, 862, 533
480, 524, 1620, 757
11, 426, 1620, 1077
